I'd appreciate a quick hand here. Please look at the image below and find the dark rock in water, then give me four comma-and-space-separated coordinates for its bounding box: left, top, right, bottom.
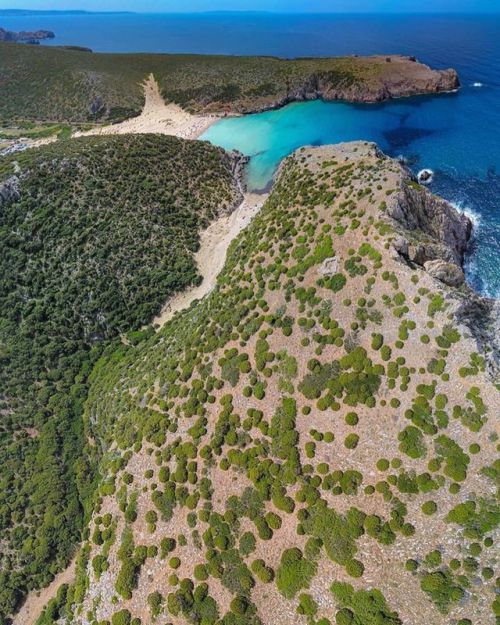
424, 259, 465, 287
417, 168, 434, 184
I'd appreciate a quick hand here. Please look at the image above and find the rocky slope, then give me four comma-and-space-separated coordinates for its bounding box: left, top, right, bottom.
47, 142, 498, 625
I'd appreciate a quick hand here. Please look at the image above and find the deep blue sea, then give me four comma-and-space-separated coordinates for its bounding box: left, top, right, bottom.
1, 12, 499, 296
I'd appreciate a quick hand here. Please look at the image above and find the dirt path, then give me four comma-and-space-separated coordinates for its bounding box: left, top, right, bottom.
75, 74, 216, 140
14, 557, 76, 625
153, 193, 267, 328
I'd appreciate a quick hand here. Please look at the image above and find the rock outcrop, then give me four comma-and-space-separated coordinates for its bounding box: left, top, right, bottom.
424, 259, 465, 287
455, 295, 500, 375
317, 57, 459, 104
0, 176, 20, 207
389, 176, 472, 267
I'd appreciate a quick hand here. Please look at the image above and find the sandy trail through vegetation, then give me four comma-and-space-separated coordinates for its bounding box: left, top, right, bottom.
154, 192, 267, 328
14, 557, 76, 625
75, 74, 216, 139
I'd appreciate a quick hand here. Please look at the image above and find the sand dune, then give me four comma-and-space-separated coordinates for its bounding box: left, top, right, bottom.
75, 74, 216, 140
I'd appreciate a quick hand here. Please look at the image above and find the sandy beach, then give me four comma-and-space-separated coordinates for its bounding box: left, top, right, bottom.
75, 74, 217, 140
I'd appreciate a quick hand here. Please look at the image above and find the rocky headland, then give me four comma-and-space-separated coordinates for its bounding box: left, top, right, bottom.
0, 44, 459, 124
165, 54, 460, 116
0, 26, 54, 43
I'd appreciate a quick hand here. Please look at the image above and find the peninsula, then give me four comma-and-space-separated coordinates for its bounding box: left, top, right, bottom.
0, 26, 54, 43
0, 42, 458, 125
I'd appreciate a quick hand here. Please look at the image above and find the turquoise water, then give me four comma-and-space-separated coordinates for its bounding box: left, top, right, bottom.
1, 12, 499, 296
201, 83, 500, 298
202, 96, 474, 192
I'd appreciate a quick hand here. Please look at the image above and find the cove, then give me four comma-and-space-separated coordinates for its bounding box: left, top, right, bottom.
201, 89, 500, 298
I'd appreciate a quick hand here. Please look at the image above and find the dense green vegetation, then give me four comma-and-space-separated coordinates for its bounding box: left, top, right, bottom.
0, 134, 240, 621
0, 42, 146, 123
0, 42, 360, 122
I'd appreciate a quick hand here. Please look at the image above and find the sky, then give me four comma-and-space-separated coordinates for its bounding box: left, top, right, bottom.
4, 0, 500, 13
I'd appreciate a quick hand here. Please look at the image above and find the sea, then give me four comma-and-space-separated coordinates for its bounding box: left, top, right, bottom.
1, 11, 499, 297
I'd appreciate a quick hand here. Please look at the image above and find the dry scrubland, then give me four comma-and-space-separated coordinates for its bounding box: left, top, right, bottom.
35, 142, 498, 625
0, 41, 496, 625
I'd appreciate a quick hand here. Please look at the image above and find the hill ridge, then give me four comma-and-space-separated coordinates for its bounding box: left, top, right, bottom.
54, 141, 498, 625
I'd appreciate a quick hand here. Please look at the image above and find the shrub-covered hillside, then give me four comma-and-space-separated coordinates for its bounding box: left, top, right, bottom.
52, 142, 498, 625
0, 134, 241, 622
0, 42, 458, 123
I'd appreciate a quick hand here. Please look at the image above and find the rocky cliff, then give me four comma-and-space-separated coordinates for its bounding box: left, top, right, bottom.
172, 55, 460, 115
285, 56, 459, 107
388, 171, 472, 272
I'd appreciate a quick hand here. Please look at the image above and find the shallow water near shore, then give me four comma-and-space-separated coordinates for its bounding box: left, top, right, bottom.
3, 11, 500, 296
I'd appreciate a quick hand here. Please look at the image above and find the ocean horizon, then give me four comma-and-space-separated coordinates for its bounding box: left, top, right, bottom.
2, 11, 499, 296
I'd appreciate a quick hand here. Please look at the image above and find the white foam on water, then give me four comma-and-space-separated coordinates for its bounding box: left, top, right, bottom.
451, 201, 481, 230
472, 82, 483, 87
417, 168, 434, 184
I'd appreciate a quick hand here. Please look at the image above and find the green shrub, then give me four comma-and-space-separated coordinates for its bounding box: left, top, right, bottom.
330, 582, 401, 625
422, 501, 437, 516
344, 434, 359, 449
420, 569, 464, 613
276, 548, 317, 599
112, 610, 131, 625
